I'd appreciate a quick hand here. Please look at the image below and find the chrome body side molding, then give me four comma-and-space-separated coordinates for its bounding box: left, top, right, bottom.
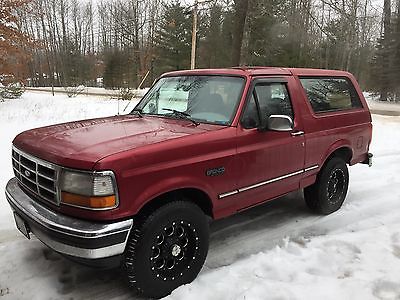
218, 165, 319, 199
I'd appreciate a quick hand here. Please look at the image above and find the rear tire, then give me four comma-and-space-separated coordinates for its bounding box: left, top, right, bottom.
123, 201, 209, 299
304, 157, 349, 215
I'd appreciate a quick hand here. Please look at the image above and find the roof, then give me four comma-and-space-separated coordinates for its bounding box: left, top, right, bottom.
162, 67, 352, 78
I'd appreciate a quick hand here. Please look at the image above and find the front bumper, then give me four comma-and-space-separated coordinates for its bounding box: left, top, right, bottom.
5, 178, 133, 259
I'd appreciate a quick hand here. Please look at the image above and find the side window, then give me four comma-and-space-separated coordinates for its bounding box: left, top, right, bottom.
300, 77, 363, 113
241, 82, 294, 129
242, 93, 260, 129
255, 83, 294, 120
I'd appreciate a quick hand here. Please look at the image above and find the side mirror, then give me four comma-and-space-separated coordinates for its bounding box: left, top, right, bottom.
267, 115, 293, 131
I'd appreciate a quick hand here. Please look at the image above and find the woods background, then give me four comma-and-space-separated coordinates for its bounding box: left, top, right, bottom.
1, 0, 400, 100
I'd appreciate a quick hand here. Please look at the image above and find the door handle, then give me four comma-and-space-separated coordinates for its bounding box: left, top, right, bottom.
291, 130, 304, 137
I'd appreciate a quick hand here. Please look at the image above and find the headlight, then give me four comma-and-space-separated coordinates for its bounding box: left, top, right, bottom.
60, 170, 118, 209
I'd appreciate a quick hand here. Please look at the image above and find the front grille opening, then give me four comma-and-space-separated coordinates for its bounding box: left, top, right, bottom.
38, 165, 55, 179
39, 187, 56, 200
21, 176, 37, 192
12, 150, 20, 160
12, 159, 19, 170
38, 176, 55, 191
20, 156, 36, 171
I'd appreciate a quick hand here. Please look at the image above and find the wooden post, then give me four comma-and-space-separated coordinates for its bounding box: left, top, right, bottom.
191, 0, 198, 70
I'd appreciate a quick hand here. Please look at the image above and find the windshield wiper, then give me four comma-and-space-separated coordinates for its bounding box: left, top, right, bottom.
131, 108, 143, 118
162, 108, 200, 126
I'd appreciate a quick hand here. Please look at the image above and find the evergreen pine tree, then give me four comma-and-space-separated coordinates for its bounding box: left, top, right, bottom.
197, 4, 224, 68
155, 1, 192, 73
370, 6, 400, 101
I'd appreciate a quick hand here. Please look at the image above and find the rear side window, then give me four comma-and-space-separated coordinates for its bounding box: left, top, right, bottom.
299, 77, 363, 113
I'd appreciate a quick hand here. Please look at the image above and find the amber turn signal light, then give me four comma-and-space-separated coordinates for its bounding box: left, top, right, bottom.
61, 192, 116, 209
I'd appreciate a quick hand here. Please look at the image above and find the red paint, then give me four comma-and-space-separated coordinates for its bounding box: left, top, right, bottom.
12, 67, 372, 221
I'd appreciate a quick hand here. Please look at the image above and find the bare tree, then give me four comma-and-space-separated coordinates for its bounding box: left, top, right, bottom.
231, 0, 248, 66
380, 0, 391, 101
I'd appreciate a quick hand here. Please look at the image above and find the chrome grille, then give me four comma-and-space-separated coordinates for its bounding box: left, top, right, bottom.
12, 147, 60, 205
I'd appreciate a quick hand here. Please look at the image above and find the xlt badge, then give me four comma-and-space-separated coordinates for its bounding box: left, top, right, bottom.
206, 167, 225, 177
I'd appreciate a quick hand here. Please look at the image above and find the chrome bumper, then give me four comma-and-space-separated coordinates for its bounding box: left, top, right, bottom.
5, 178, 132, 259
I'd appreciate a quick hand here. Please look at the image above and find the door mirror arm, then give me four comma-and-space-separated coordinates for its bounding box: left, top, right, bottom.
257, 117, 269, 132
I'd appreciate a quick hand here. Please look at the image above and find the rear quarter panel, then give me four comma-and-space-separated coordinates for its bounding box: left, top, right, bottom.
293, 73, 372, 175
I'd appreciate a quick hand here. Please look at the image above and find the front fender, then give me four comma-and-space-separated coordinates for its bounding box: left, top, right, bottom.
130, 175, 216, 215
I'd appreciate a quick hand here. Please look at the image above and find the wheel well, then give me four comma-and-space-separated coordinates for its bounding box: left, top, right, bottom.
138, 188, 214, 219
327, 147, 352, 164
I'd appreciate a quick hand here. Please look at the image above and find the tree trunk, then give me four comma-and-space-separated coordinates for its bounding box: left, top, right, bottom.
231, 0, 249, 66
380, 0, 391, 101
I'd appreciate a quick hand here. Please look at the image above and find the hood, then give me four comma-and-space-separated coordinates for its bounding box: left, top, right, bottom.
13, 115, 222, 169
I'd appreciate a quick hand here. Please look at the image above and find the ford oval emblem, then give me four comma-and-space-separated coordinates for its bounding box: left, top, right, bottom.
24, 170, 31, 177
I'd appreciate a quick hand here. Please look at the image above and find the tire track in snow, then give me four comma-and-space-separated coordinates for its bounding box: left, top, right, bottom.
2, 167, 399, 300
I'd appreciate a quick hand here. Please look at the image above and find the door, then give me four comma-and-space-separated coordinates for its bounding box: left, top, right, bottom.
234, 77, 306, 210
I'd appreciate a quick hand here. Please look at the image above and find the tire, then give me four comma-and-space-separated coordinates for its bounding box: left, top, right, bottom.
304, 157, 349, 215
123, 201, 209, 299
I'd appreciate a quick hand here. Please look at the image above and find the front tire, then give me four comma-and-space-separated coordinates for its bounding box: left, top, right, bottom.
304, 157, 349, 215
123, 201, 209, 299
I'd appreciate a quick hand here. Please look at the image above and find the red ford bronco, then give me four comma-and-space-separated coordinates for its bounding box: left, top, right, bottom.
6, 67, 372, 298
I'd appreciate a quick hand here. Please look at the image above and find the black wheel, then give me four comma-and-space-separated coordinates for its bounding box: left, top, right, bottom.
304, 157, 349, 215
123, 201, 209, 299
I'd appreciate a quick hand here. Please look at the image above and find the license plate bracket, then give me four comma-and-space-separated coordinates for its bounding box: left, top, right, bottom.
14, 212, 30, 239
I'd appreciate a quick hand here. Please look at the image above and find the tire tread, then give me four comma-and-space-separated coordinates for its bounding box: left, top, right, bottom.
123, 200, 208, 298
304, 157, 349, 215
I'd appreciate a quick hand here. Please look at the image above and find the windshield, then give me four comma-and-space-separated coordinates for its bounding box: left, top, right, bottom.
134, 76, 245, 125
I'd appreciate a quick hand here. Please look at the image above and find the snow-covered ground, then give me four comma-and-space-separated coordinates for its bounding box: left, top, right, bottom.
0, 93, 400, 299
365, 92, 400, 115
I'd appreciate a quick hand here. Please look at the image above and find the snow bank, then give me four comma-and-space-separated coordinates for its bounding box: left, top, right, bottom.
26, 87, 149, 98
364, 92, 400, 113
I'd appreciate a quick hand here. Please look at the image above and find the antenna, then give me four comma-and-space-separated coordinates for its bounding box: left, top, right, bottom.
123, 70, 150, 113
117, 93, 120, 115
